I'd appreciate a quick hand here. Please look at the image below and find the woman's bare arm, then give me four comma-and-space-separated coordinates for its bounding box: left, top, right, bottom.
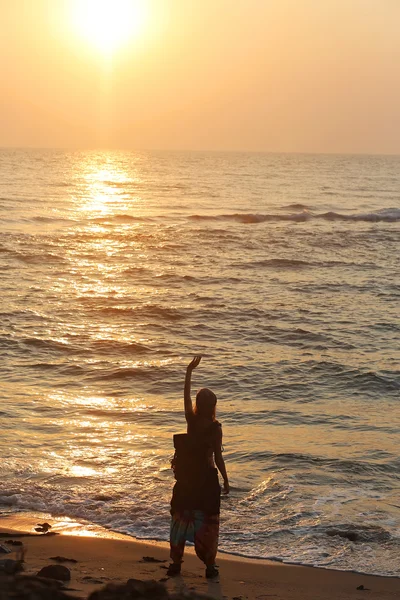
184, 356, 201, 421
214, 426, 229, 494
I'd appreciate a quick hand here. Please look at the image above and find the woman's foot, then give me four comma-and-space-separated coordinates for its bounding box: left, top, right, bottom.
205, 564, 219, 579
167, 562, 181, 577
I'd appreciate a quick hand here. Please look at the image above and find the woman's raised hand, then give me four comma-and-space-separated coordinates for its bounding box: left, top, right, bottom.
187, 356, 202, 371
184, 356, 201, 416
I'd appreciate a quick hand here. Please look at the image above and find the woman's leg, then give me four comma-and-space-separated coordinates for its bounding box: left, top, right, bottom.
169, 512, 187, 565
193, 512, 220, 567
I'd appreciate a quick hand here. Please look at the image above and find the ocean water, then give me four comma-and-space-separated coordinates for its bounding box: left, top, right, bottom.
0, 149, 399, 576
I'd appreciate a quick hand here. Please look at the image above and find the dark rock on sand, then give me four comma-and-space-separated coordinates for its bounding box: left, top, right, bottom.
37, 564, 71, 581
89, 579, 169, 600
35, 522, 52, 533
5, 539, 23, 546
0, 574, 214, 600
0, 558, 24, 574
0, 574, 70, 599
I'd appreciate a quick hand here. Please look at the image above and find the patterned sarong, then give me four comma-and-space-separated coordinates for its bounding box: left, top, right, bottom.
170, 510, 220, 565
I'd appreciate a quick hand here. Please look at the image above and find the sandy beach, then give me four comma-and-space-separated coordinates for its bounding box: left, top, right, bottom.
1, 516, 399, 600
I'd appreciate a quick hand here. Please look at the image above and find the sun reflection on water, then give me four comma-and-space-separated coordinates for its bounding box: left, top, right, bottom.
76, 157, 142, 217
70, 465, 99, 477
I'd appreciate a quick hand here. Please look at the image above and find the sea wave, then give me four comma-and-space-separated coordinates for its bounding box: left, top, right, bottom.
0, 335, 152, 357
1, 249, 67, 264
269, 452, 399, 477
221, 409, 399, 434
92, 304, 186, 321
87, 365, 161, 382
93, 214, 152, 224
189, 208, 400, 224
31, 216, 76, 224
282, 203, 312, 211
237, 257, 379, 270
307, 361, 400, 393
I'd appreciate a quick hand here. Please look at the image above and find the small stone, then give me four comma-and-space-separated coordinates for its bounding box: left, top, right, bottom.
141, 556, 167, 563
356, 584, 370, 591
50, 556, 78, 563
82, 576, 104, 584
6, 540, 23, 546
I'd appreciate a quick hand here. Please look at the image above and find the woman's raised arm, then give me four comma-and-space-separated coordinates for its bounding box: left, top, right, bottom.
184, 356, 201, 421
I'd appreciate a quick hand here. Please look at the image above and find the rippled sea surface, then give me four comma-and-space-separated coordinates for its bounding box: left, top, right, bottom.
0, 149, 399, 576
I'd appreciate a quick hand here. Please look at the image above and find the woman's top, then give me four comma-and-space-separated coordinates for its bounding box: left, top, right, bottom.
171, 415, 222, 514
172, 415, 221, 482
186, 414, 221, 468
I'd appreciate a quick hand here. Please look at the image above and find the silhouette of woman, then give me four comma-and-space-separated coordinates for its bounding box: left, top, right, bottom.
168, 356, 229, 579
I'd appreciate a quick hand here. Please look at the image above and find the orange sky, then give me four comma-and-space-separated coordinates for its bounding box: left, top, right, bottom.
1, 0, 400, 153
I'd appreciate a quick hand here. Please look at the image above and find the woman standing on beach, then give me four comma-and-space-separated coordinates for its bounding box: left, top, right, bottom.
168, 356, 229, 579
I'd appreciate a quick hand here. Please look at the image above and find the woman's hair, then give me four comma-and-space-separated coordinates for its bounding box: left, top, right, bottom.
194, 388, 217, 420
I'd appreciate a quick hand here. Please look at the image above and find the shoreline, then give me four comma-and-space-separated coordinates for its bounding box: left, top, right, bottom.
1, 513, 399, 599
2, 510, 399, 580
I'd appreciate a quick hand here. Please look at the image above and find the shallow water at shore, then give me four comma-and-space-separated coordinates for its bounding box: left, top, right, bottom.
1, 150, 399, 575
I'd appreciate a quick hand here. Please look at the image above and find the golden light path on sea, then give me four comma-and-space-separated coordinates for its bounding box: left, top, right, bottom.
78, 163, 136, 216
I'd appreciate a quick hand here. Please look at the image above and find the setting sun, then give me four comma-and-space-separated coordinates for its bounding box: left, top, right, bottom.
72, 0, 148, 55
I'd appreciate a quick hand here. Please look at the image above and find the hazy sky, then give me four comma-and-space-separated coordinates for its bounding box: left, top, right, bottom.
1, 0, 400, 153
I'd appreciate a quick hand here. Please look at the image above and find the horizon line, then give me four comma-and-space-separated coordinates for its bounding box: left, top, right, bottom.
1, 146, 400, 158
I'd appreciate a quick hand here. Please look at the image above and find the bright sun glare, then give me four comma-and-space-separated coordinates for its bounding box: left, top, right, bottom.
73, 0, 147, 55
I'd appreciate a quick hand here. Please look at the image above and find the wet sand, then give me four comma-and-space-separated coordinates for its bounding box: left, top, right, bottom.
0, 516, 399, 599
